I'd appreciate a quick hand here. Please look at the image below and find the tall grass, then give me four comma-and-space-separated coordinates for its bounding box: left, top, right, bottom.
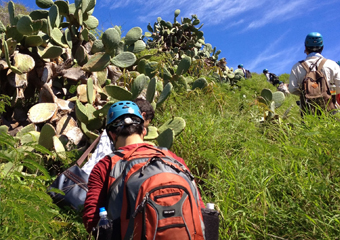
163, 74, 340, 239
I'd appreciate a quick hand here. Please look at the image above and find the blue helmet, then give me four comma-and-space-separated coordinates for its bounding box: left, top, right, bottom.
106, 101, 143, 127
238, 64, 243, 68
263, 69, 268, 73
305, 32, 323, 47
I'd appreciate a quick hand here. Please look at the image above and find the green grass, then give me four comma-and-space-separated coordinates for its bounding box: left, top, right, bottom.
162, 74, 340, 239
1, 73, 340, 239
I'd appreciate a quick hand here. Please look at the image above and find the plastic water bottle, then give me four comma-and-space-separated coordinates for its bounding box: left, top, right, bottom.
96, 207, 112, 240
330, 84, 336, 96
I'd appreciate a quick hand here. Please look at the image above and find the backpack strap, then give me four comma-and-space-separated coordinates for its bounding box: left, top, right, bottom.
317, 58, 327, 71
122, 143, 168, 160
299, 60, 310, 73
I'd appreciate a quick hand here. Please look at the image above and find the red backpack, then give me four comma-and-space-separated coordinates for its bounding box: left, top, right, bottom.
106, 144, 206, 240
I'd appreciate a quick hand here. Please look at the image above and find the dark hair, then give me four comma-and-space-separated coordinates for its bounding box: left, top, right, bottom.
107, 115, 144, 137
306, 46, 323, 54
133, 98, 155, 121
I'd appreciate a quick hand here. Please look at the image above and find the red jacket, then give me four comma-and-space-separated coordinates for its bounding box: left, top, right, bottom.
83, 143, 205, 233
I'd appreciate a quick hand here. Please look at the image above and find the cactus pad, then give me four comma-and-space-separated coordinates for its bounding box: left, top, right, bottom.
158, 117, 186, 136
146, 77, 157, 103
102, 28, 121, 55
157, 128, 174, 149
53, 136, 67, 160
176, 56, 191, 75
111, 52, 136, 68
192, 77, 208, 90
84, 16, 99, 30
272, 91, 285, 108
24, 35, 43, 47
38, 123, 56, 150
36, 0, 54, 9
125, 27, 143, 45
131, 74, 149, 99
105, 85, 133, 100
144, 126, 158, 140
16, 123, 36, 138
28, 103, 58, 123
261, 88, 273, 103
13, 53, 35, 73
156, 82, 173, 108
40, 45, 63, 59
82, 52, 111, 72
75, 100, 89, 124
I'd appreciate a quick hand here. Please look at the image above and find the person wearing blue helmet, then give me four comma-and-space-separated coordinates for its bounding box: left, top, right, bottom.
83, 101, 205, 233
81, 98, 155, 175
288, 32, 340, 114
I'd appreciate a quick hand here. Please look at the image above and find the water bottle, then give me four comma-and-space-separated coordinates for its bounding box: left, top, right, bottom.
330, 84, 336, 96
95, 207, 113, 240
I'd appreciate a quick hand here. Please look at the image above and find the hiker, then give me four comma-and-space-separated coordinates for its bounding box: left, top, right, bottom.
263, 69, 280, 86
81, 98, 155, 175
238, 64, 246, 76
238, 64, 252, 79
277, 81, 290, 96
288, 32, 340, 114
83, 101, 206, 238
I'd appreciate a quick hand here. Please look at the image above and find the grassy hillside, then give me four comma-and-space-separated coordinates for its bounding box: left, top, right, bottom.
2, 73, 340, 239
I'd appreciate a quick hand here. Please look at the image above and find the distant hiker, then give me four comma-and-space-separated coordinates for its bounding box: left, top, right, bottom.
337, 61, 340, 66
83, 101, 206, 239
263, 69, 280, 86
288, 32, 340, 115
277, 81, 290, 96
81, 98, 155, 175
238, 64, 252, 79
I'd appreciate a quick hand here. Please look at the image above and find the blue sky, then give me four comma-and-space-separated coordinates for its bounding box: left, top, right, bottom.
20, 0, 340, 75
